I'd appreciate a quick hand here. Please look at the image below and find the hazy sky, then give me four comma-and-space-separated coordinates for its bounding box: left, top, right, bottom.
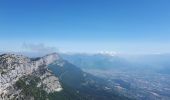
0, 0, 170, 54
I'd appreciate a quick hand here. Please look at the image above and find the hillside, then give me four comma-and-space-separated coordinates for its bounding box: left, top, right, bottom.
0, 53, 131, 100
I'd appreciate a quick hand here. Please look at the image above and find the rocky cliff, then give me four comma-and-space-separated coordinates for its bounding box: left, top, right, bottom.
0, 53, 62, 100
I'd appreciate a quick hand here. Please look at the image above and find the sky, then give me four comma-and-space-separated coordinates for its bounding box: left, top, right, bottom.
0, 0, 170, 54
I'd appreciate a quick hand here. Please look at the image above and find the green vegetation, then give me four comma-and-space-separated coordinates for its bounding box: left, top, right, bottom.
15, 76, 48, 100
48, 83, 87, 100
13, 61, 132, 100
15, 75, 88, 100
48, 61, 133, 100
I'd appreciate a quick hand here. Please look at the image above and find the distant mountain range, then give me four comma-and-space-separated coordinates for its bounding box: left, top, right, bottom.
61, 53, 170, 74
61, 53, 131, 70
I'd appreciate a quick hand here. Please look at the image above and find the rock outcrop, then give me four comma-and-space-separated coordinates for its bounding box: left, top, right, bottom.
0, 53, 62, 100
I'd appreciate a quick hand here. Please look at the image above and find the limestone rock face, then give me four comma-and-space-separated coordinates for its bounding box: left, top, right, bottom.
0, 53, 62, 100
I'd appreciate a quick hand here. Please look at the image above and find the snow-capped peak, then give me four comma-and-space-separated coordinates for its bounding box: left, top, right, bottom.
98, 51, 118, 56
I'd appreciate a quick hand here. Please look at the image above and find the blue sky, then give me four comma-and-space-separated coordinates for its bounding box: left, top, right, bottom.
0, 0, 170, 54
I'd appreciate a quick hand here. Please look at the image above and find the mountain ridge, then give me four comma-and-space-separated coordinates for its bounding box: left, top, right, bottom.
0, 53, 132, 100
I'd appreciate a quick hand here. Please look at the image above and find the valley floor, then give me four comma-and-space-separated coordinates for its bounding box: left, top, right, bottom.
85, 69, 170, 100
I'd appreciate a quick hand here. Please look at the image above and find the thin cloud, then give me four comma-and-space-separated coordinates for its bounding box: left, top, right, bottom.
22, 43, 58, 54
